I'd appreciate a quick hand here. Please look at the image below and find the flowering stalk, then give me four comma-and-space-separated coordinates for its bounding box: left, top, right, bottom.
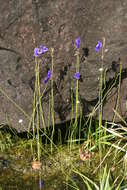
95, 38, 105, 161
33, 57, 41, 161
33, 45, 48, 161
70, 37, 81, 142
75, 49, 80, 127
50, 48, 55, 153
36, 57, 43, 161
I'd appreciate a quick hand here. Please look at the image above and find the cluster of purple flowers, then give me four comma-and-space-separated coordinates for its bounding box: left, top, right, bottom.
34, 45, 48, 57
34, 38, 102, 83
73, 37, 81, 80
34, 45, 51, 84
73, 37, 102, 80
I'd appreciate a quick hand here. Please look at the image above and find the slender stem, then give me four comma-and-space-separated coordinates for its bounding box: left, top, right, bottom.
112, 59, 122, 122
72, 49, 80, 142
99, 37, 105, 161
37, 61, 40, 161
50, 48, 55, 153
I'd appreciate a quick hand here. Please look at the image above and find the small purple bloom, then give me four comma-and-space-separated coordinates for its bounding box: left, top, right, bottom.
95, 41, 102, 52
34, 48, 40, 57
39, 178, 44, 189
43, 70, 52, 84
74, 72, 80, 80
75, 37, 81, 49
40, 45, 48, 53
34, 45, 48, 57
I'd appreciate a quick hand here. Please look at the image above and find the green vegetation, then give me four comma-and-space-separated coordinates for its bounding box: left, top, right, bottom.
0, 37, 127, 189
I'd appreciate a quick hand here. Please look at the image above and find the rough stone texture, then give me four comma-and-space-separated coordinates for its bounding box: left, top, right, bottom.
0, 0, 127, 132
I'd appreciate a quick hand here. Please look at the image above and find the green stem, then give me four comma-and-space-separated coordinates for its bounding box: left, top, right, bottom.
112, 60, 122, 123
50, 48, 55, 153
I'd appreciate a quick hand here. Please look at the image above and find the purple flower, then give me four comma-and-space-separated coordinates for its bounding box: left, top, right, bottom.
75, 37, 81, 49
43, 70, 52, 84
74, 72, 80, 80
34, 48, 40, 57
39, 178, 44, 189
95, 41, 102, 52
34, 45, 48, 57
40, 45, 48, 53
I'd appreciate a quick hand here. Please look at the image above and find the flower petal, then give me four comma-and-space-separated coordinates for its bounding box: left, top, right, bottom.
95, 41, 102, 52
34, 48, 39, 57
75, 37, 81, 49
43, 70, 52, 84
74, 72, 80, 80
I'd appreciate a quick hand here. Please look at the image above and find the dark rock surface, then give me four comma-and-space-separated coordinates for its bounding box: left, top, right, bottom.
0, 0, 127, 132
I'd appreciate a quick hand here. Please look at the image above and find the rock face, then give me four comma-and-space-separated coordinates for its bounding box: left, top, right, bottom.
0, 0, 127, 132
